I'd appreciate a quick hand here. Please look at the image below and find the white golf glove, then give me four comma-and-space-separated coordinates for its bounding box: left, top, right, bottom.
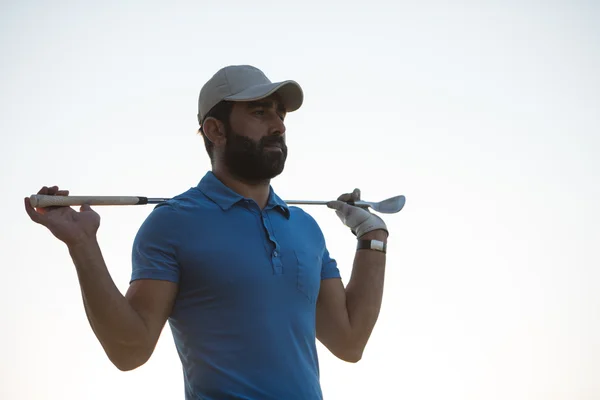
327, 188, 388, 238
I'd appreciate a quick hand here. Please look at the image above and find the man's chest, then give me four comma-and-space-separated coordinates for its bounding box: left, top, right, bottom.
175, 209, 324, 308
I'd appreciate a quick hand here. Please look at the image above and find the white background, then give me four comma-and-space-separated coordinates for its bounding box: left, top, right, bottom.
1, 1, 599, 399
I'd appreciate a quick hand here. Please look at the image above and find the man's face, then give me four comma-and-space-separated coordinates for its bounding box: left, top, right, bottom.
221, 96, 288, 182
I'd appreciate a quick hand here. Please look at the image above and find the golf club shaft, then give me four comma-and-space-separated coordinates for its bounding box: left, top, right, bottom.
29, 195, 168, 208
286, 200, 369, 208
285, 200, 328, 205
28, 195, 370, 209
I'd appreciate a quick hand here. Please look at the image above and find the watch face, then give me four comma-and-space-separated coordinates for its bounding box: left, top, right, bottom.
371, 240, 385, 252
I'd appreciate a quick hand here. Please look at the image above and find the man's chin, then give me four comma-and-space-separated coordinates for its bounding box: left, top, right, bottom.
257, 165, 286, 181
230, 166, 286, 183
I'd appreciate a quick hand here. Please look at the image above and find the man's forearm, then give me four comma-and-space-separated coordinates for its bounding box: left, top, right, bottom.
68, 239, 150, 370
344, 229, 388, 357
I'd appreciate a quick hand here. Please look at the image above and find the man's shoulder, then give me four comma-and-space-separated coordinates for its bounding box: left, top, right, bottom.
287, 206, 324, 232
140, 186, 220, 227
287, 205, 315, 219
152, 186, 219, 212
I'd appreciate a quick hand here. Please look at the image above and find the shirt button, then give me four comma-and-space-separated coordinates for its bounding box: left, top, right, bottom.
273, 250, 278, 257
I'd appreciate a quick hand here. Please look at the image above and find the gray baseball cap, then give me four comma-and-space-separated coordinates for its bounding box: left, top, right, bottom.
197, 65, 304, 124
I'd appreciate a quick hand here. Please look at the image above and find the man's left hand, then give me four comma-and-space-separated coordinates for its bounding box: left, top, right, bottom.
327, 188, 388, 238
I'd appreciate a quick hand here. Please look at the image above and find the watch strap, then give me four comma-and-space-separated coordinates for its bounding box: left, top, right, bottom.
356, 239, 387, 254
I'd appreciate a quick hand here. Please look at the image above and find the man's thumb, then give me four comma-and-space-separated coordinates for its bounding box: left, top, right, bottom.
80, 204, 93, 212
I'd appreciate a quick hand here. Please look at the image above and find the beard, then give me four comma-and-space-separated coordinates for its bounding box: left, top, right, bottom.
221, 125, 288, 183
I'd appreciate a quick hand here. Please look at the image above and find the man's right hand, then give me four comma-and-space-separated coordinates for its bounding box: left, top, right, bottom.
24, 185, 100, 247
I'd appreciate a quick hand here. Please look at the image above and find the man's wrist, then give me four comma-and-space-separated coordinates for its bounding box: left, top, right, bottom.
358, 229, 388, 242
356, 229, 389, 254
356, 238, 387, 254
67, 236, 101, 263
67, 236, 99, 251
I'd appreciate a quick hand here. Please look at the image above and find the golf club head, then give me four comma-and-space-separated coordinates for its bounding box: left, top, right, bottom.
377, 195, 406, 213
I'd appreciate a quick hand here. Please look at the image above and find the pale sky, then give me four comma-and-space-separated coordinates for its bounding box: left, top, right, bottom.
1, 1, 599, 399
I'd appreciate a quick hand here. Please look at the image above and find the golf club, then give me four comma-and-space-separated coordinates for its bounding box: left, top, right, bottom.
28, 194, 406, 214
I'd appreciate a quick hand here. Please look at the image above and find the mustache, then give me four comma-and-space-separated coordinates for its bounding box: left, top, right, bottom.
260, 136, 286, 148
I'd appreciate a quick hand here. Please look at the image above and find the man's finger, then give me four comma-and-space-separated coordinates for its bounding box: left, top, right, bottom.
24, 197, 46, 225
326, 200, 346, 211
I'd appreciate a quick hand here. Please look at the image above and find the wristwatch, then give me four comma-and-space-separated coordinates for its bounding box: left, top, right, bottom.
356, 239, 387, 254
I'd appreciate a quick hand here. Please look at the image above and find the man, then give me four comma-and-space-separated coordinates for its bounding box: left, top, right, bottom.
24, 65, 389, 399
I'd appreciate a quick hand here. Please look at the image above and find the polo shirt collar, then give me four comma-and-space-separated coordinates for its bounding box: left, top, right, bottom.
197, 171, 290, 218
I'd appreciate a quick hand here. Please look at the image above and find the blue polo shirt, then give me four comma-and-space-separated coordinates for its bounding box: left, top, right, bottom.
130, 171, 341, 399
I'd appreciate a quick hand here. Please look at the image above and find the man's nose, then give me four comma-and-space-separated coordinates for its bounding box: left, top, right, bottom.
269, 114, 286, 136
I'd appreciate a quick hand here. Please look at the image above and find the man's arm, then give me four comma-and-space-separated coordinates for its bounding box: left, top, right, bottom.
316, 229, 387, 363
317, 188, 391, 362
70, 239, 178, 371
24, 186, 178, 371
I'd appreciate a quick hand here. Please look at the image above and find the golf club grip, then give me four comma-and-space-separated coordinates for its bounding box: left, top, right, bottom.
29, 195, 145, 208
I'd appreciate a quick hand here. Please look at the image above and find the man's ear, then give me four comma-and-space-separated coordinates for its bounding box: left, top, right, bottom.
201, 117, 227, 147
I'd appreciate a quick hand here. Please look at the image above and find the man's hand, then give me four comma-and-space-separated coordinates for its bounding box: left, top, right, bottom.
327, 188, 388, 238
24, 185, 100, 247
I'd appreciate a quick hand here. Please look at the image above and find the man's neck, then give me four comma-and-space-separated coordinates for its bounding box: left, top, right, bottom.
212, 166, 271, 209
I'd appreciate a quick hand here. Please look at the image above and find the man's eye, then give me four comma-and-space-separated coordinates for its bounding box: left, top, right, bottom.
253, 110, 265, 115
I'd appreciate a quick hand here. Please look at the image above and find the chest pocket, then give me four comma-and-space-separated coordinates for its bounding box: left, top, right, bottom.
294, 249, 322, 304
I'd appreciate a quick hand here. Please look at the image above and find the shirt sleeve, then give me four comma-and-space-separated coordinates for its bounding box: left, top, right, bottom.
321, 246, 341, 280
294, 206, 342, 280
130, 203, 181, 284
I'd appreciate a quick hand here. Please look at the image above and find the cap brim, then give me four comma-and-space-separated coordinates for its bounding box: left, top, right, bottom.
224, 80, 303, 112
